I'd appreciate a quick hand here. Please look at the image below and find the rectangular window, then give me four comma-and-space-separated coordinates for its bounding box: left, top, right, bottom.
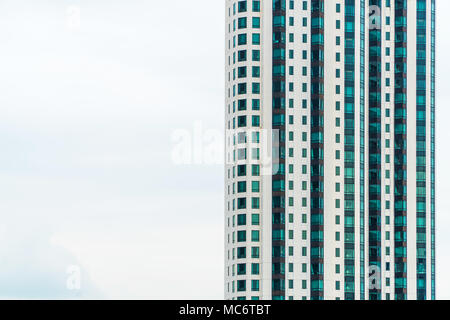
251, 181, 260, 193
252, 83, 260, 94
237, 214, 246, 226
251, 197, 260, 209
252, 33, 260, 45
237, 197, 246, 209
251, 280, 259, 292
238, 17, 247, 29
289, 33, 294, 42
237, 230, 246, 242
302, 230, 307, 240
252, 0, 260, 12
237, 263, 246, 275
289, 214, 294, 223
238, 1, 247, 13
252, 50, 260, 61
238, 50, 247, 62
251, 263, 260, 275
252, 66, 260, 78
237, 280, 246, 292
238, 83, 247, 95
252, 116, 260, 127
252, 99, 260, 110
252, 17, 260, 28
238, 34, 247, 45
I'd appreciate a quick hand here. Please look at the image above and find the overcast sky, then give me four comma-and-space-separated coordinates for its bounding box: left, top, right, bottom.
0, 0, 448, 299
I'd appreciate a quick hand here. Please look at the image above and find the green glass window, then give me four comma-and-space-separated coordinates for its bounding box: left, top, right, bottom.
252, 66, 260, 78
251, 280, 259, 292
252, 33, 260, 45
252, 115, 260, 127
237, 263, 246, 275
252, 165, 260, 176
237, 231, 246, 242
238, 66, 247, 78
251, 246, 259, 258
251, 263, 260, 275
237, 247, 246, 259
237, 181, 246, 193
252, 214, 260, 226
238, 50, 247, 62
237, 280, 246, 292
252, 99, 260, 110
273, 16, 285, 28
251, 197, 260, 209
238, 1, 247, 13
252, 17, 260, 28
252, 0, 260, 12
237, 197, 246, 209
237, 83, 247, 95
237, 115, 246, 127
237, 214, 246, 226
237, 165, 246, 177
252, 50, 260, 61
252, 82, 260, 94
238, 17, 247, 29
238, 34, 247, 45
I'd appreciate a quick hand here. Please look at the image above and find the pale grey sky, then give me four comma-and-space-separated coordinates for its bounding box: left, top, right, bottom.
0, 0, 448, 299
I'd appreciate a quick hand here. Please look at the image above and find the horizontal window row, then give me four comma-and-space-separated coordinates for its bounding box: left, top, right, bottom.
235, 230, 260, 242
231, 82, 260, 96
228, 246, 260, 259
229, 115, 261, 129
228, 1, 260, 16
229, 181, 261, 194
232, 263, 260, 276
233, 33, 261, 47
229, 197, 260, 210
227, 163, 309, 179
232, 17, 260, 30
228, 213, 260, 227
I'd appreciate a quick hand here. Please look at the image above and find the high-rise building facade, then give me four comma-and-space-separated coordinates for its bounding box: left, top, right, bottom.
225, 0, 435, 300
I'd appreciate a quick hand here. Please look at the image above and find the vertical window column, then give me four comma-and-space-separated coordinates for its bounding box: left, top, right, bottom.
368, 0, 382, 301
394, 0, 408, 301
344, 0, 356, 300
359, 0, 366, 301
272, 0, 287, 300
310, 0, 325, 300
416, 0, 427, 301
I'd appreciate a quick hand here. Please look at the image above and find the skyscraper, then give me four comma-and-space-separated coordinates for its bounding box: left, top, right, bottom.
225, 0, 435, 300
